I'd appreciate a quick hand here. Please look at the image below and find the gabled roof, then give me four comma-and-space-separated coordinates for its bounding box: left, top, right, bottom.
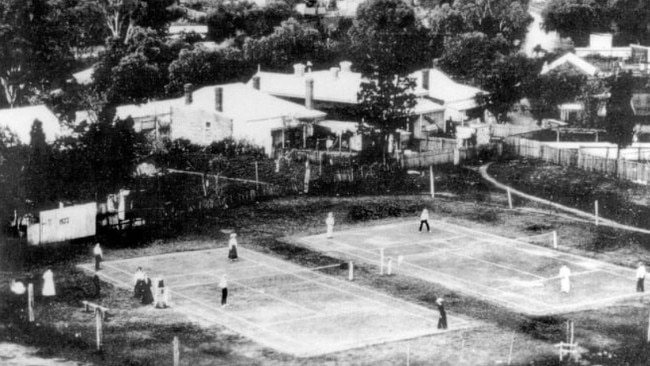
251, 68, 429, 105
114, 83, 325, 123
0, 105, 63, 144
411, 68, 485, 111
541, 53, 600, 76
191, 83, 326, 121
72, 67, 94, 85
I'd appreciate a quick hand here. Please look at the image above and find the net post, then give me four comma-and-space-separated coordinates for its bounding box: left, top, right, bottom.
27, 283, 34, 322
173, 336, 180, 366
380, 248, 384, 275
429, 165, 435, 198
348, 261, 354, 281
387, 257, 393, 276
553, 231, 558, 249
507, 188, 513, 209
507, 331, 515, 365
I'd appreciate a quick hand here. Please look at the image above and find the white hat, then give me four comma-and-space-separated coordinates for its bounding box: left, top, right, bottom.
230, 233, 237, 238
436, 297, 444, 305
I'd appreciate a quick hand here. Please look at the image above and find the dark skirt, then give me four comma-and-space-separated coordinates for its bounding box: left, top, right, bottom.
134, 279, 145, 299
228, 246, 238, 260
142, 280, 154, 305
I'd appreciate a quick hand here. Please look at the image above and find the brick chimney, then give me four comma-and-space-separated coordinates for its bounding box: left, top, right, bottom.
215, 87, 223, 112
422, 69, 430, 90
184, 83, 193, 105
252, 75, 261, 90
305, 78, 314, 110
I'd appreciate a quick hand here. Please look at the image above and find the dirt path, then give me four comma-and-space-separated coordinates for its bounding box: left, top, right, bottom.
478, 162, 650, 235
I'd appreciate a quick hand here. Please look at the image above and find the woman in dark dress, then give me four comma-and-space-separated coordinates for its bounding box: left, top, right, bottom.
436, 297, 448, 329
228, 233, 239, 262
133, 267, 145, 299
141, 273, 154, 305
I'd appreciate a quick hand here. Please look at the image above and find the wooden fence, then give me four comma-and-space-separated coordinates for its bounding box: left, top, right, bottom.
505, 136, 650, 184
490, 124, 544, 139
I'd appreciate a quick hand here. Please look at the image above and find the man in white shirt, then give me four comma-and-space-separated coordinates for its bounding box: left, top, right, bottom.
419, 208, 430, 233
637, 262, 646, 293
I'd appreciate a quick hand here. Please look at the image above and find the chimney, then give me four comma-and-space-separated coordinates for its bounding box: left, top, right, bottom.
252, 75, 261, 90
422, 69, 430, 90
330, 67, 340, 79
184, 83, 193, 105
215, 87, 223, 112
305, 78, 314, 110
293, 63, 305, 77
339, 61, 352, 72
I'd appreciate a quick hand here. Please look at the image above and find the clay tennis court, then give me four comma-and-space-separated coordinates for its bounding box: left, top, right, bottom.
297, 220, 648, 316
78, 247, 474, 357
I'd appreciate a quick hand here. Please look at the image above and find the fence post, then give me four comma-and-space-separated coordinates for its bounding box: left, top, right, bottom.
348, 261, 354, 281
28, 283, 34, 322
507, 189, 513, 210
429, 166, 435, 198
173, 336, 180, 366
95, 308, 103, 351
594, 200, 599, 226
255, 162, 259, 190
380, 248, 385, 275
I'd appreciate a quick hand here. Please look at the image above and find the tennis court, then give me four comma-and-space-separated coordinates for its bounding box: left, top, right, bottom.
78, 248, 474, 357
297, 220, 647, 316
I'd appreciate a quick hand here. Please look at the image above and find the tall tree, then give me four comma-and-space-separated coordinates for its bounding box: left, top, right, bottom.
25, 119, 51, 203
93, 0, 179, 43
541, 0, 611, 46
526, 70, 587, 124
243, 18, 336, 72
604, 71, 636, 165
348, 0, 431, 75
167, 47, 249, 94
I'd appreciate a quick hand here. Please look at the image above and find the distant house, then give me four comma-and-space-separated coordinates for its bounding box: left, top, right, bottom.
410, 68, 490, 126
0, 105, 65, 144
168, 24, 208, 39
72, 67, 94, 85
105, 83, 326, 156
249, 62, 445, 139
541, 53, 601, 77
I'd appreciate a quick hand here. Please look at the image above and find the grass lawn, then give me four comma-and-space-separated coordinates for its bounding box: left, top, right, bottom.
3, 166, 650, 365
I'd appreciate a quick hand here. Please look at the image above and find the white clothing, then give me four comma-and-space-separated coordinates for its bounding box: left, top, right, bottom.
133, 270, 144, 285
326, 215, 335, 238
228, 237, 238, 249
94, 245, 103, 257
559, 266, 571, 293
420, 209, 429, 221
42, 270, 56, 296
637, 265, 646, 279
10, 281, 26, 295
219, 277, 228, 289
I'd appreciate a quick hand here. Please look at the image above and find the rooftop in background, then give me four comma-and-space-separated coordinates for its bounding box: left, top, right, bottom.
541, 53, 600, 77
410, 68, 486, 110
0, 105, 64, 144
168, 24, 208, 39
72, 67, 94, 85
251, 61, 429, 105
112, 82, 325, 123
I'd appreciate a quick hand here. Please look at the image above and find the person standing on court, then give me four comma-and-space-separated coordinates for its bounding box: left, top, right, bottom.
419, 208, 430, 233
93, 243, 103, 271
228, 233, 239, 262
559, 264, 571, 294
326, 212, 335, 239
133, 267, 145, 299
219, 274, 228, 308
637, 262, 646, 292
141, 273, 154, 305
436, 297, 447, 329
42, 269, 56, 298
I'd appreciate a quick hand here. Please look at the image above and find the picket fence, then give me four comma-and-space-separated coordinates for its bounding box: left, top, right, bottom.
505, 136, 650, 184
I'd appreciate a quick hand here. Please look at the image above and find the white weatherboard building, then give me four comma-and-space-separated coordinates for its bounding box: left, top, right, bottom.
0, 105, 65, 144
106, 83, 326, 156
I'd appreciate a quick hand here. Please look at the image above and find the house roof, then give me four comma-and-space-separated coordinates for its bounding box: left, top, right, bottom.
413, 98, 445, 114
168, 24, 208, 36
0, 105, 63, 144
250, 67, 429, 105
541, 53, 600, 76
72, 67, 94, 85
411, 69, 485, 110
113, 83, 325, 123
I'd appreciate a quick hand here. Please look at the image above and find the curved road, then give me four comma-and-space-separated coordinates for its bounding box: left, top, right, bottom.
478, 162, 650, 235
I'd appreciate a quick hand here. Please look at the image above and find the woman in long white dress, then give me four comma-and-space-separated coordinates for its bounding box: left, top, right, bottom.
559, 265, 571, 294
42, 269, 56, 297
